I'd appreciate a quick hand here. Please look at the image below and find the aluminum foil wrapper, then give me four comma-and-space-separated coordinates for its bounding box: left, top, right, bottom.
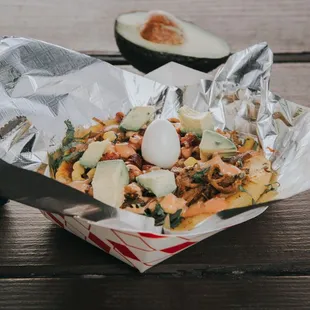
0, 37, 309, 236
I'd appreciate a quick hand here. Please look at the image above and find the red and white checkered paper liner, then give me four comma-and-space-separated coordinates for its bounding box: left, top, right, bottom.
41, 209, 265, 272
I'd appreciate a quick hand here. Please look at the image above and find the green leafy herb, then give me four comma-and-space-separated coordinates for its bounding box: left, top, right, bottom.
62, 120, 75, 146
144, 203, 184, 228
48, 148, 64, 176
263, 182, 280, 195
192, 167, 210, 183
61, 141, 81, 152
238, 185, 247, 193
169, 209, 183, 229
253, 141, 259, 151
144, 208, 152, 217
144, 203, 166, 226
62, 151, 84, 163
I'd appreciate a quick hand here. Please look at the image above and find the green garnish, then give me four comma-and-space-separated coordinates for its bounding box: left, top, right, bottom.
62, 120, 75, 146
145, 203, 184, 228
145, 203, 166, 226
263, 182, 280, 195
169, 209, 183, 229
253, 141, 259, 151
62, 151, 84, 163
192, 167, 210, 183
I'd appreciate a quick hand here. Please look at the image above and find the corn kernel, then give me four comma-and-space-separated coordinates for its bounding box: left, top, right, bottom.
184, 157, 198, 167
103, 131, 117, 142
87, 168, 96, 180
72, 161, 85, 181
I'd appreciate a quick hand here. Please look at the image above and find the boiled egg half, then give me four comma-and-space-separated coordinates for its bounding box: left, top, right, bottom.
141, 119, 180, 168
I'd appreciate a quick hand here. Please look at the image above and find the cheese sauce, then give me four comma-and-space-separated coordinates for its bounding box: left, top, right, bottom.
183, 197, 228, 218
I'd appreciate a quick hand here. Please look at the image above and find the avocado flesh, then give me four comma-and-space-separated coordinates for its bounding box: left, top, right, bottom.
200, 130, 237, 161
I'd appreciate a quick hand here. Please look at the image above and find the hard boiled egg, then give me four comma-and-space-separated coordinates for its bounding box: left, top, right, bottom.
141, 119, 180, 168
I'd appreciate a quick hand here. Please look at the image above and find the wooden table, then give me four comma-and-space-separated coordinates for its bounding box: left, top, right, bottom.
1, 1, 310, 309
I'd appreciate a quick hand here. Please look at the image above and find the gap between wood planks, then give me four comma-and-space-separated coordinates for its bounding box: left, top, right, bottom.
1, 262, 310, 279
86, 52, 310, 65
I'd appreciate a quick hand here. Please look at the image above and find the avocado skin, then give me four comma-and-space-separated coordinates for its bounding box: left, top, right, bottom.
115, 25, 230, 74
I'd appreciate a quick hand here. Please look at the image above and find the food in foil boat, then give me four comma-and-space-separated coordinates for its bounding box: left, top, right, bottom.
49, 106, 279, 231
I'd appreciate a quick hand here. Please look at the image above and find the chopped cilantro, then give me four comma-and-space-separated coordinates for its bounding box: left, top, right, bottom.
169, 209, 183, 229
263, 182, 280, 195
144, 203, 166, 226
193, 167, 210, 183
62, 120, 75, 146
62, 151, 83, 163
144, 203, 184, 228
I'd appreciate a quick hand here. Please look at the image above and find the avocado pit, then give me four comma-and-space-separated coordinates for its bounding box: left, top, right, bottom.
140, 13, 184, 45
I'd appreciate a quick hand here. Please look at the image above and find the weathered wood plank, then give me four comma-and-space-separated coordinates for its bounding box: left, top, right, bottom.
1, 0, 309, 54
0, 276, 310, 309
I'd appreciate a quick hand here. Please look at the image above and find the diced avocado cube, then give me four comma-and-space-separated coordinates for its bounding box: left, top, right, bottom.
92, 160, 129, 208
199, 130, 237, 161
120, 106, 156, 131
79, 140, 110, 168
178, 106, 214, 136
137, 170, 176, 197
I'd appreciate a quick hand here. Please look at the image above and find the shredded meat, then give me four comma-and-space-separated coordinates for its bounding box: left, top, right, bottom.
174, 158, 185, 168
180, 133, 200, 148
203, 184, 219, 200
191, 146, 201, 160
175, 167, 201, 195
101, 151, 120, 161
208, 164, 243, 194
180, 186, 204, 205
115, 132, 127, 143
126, 164, 142, 182
126, 153, 143, 170
175, 156, 246, 203
229, 151, 254, 166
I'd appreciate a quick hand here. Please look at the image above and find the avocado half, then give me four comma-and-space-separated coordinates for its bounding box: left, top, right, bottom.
115, 11, 230, 73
